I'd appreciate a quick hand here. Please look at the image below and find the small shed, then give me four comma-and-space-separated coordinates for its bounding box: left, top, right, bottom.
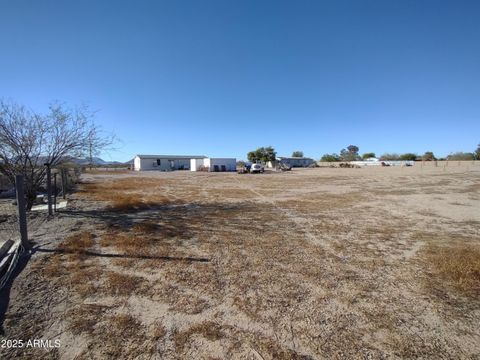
190, 158, 236, 172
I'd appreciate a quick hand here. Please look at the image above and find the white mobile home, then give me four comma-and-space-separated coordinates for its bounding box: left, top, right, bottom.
350, 158, 414, 166
190, 158, 236, 172
267, 156, 316, 168
134, 155, 206, 171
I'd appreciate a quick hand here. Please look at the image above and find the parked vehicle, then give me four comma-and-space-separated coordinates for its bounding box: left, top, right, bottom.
250, 163, 264, 173
278, 163, 292, 171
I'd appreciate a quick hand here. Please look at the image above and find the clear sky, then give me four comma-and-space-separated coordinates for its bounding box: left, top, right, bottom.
1, 0, 479, 161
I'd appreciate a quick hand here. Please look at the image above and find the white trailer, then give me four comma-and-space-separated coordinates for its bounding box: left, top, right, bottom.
134, 155, 206, 171
190, 158, 236, 172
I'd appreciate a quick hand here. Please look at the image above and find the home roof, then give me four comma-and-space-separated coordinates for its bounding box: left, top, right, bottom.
136, 154, 207, 159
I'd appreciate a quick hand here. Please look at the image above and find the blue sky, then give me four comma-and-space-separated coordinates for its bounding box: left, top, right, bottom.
1, 0, 479, 161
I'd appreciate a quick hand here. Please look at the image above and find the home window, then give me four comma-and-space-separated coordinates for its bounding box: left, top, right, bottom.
156, 159, 161, 166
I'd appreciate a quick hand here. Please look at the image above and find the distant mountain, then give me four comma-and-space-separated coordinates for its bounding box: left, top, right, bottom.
0, 156, 129, 167
66, 157, 128, 166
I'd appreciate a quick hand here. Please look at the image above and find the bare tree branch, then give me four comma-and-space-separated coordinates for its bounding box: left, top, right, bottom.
0, 99, 115, 209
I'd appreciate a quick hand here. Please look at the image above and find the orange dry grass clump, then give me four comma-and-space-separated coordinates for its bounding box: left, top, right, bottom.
109, 314, 142, 335
99, 221, 177, 259
81, 178, 171, 211
426, 243, 480, 294
105, 272, 143, 296
58, 231, 95, 252
107, 194, 162, 212
100, 230, 154, 253
132, 221, 161, 234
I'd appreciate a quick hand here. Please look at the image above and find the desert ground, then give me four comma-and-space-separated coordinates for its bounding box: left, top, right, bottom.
0, 164, 479, 359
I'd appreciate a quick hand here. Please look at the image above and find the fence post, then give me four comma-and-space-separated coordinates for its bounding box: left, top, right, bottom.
53, 172, 57, 212
15, 175, 29, 249
61, 168, 67, 200
44, 163, 53, 216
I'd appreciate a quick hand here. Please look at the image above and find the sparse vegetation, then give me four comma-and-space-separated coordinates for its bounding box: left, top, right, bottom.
80, 177, 171, 211
320, 153, 340, 162
447, 152, 476, 161
399, 153, 417, 161
105, 271, 144, 296
2, 165, 480, 359
362, 152, 376, 159
247, 146, 276, 163
58, 231, 95, 252
0, 99, 114, 209
109, 314, 142, 336
425, 243, 480, 294
174, 321, 224, 353
380, 153, 400, 160
340, 144, 360, 161
422, 151, 436, 161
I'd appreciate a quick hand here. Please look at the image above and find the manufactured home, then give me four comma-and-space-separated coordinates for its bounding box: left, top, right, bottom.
350, 158, 414, 167
267, 156, 316, 168
134, 155, 206, 171
190, 158, 236, 172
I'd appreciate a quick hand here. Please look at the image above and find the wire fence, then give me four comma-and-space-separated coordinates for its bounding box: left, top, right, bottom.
316, 160, 480, 167
0, 168, 80, 290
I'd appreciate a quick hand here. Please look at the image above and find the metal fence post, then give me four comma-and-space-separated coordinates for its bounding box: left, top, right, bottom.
44, 163, 53, 216
61, 168, 67, 200
15, 175, 29, 249
53, 172, 57, 212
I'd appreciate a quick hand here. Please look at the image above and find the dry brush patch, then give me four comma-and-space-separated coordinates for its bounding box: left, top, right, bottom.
79, 177, 172, 211
173, 321, 225, 353
67, 304, 112, 335
104, 271, 145, 296
57, 230, 95, 253
423, 241, 480, 296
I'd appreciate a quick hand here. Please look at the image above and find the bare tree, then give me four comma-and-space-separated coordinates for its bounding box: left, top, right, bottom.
0, 100, 114, 209
85, 120, 117, 169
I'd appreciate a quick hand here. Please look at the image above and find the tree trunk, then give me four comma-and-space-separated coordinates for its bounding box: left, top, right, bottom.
25, 189, 37, 210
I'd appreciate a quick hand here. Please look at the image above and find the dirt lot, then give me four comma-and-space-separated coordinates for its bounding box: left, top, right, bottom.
1, 165, 479, 359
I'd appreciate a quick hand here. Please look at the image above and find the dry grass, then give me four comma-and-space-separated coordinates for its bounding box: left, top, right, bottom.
425, 242, 480, 295
100, 225, 165, 255
39, 254, 64, 278
58, 231, 95, 252
101, 231, 148, 253
80, 178, 172, 212
132, 221, 161, 234
84, 169, 131, 175
67, 304, 111, 335
174, 321, 224, 353
105, 271, 144, 296
10, 168, 480, 359
109, 314, 142, 336
149, 322, 167, 341
107, 195, 161, 212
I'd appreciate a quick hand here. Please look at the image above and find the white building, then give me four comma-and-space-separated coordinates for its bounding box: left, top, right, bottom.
190, 158, 236, 172
134, 155, 206, 171
350, 158, 414, 166
267, 156, 316, 168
